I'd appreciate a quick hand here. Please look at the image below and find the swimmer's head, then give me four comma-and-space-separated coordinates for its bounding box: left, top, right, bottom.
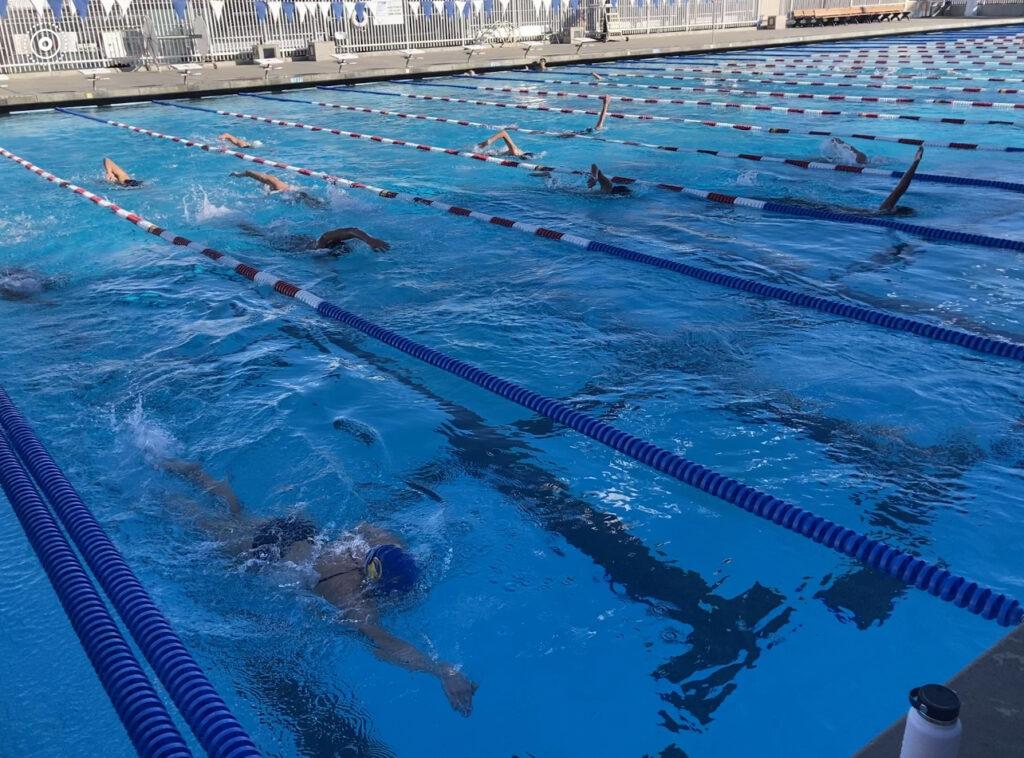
122, 179, 143, 188
363, 544, 419, 595
610, 185, 631, 196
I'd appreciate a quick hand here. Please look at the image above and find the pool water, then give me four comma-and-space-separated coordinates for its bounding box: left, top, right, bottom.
1, 23, 1023, 758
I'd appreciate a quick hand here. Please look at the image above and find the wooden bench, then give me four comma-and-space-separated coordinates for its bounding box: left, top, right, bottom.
791, 3, 909, 27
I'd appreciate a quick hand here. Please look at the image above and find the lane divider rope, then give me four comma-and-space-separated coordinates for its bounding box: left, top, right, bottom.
610, 59, 1024, 76
156, 99, 1024, 253
0, 428, 193, 758
520, 68, 1024, 95
247, 93, 1024, 196
2, 145, 1020, 629
568, 63, 1024, 85
475, 74, 1024, 109
47, 111, 1024, 360
0, 387, 262, 758
434, 82, 1024, 125
328, 87, 1024, 153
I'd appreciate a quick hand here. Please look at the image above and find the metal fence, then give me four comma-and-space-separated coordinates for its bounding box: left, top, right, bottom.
0, 0, 759, 72
781, 0, 896, 12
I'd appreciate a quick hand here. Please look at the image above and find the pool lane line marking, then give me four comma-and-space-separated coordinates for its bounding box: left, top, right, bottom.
693, 49, 1024, 65
56, 107, 1024, 362
157, 99, 1024, 254
429, 82, 1024, 125
568, 64, 1024, 86
3, 143, 1020, 629
328, 87, 1024, 153
474, 75, 1024, 108
249, 93, 1024, 196
603, 59, 1024, 77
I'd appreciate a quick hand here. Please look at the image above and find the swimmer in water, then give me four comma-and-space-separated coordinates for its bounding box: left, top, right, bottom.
556, 95, 611, 136
0, 267, 52, 300
587, 164, 631, 196
823, 137, 869, 166
219, 133, 255, 149
237, 222, 390, 253
530, 57, 548, 72
103, 158, 143, 187
230, 170, 326, 208
160, 457, 478, 715
477, 129, 532, 159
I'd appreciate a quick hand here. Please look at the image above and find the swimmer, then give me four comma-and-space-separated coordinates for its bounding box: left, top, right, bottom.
530, 57, 548, 72
0, 267, 52, 301
823, 137, 869, 166
160, 456, 478, 715
587, 164, 631, 196
103, 158, 143, 187
316, 227, 390, 252
477, 129, 532, 159
230, 170, 326, 208
219, 133, 254, 149
591, 72, 602, 81
556, 95, 610, 137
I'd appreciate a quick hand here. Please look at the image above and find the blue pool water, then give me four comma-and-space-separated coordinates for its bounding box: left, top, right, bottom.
2, 24, 1024, 757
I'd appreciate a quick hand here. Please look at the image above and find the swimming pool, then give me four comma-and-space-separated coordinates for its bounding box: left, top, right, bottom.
1, 22, 1023, 757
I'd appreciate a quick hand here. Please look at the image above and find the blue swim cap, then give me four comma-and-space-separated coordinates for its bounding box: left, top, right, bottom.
363, 544, 419, 595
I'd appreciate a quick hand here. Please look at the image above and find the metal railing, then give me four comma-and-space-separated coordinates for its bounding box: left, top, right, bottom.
0, 0, 759, 73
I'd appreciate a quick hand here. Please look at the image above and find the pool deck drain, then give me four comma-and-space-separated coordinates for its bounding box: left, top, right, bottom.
1, 17, 1022, 114
855, 623, 1024, 758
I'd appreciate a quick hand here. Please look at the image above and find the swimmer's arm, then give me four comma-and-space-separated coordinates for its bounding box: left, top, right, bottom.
160, 458, 243, 515
594, 95, 610, 131
343, 606, 476, 715
879, 146, 923, 213
316, 228, 390, 252
230, 170, 290, 192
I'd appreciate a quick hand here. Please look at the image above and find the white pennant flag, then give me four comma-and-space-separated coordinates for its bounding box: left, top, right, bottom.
455, 0, 465, 13
29, 0, 48, 15
209, 0, 225, 20
295, 1, 308, 19
316, 0, 329, 15
267, 0, 281, 19
407, 0, 418, 14
98, 0, 115, 13
530, 0, 540, 10
497, 0, 509, 9
431, 0, 442, 12
343, 0, 355, 18
471, 0, 482, 11
113, 0, 131, 15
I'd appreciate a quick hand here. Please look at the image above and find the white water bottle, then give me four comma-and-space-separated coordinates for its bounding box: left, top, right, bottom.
899, 684, 962, 758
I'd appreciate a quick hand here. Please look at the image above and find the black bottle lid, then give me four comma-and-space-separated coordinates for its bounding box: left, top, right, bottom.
909, 684, 961, 725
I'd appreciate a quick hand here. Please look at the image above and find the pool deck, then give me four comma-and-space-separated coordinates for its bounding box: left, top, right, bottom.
855, 623, 1024, 758
1, 16, 1022, 114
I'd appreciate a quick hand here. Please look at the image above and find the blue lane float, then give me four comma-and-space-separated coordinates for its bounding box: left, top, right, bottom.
0, 430, 193, 758
0, 146, 1021, 629
0, 388, 261, 758
51, 109, 1024, 365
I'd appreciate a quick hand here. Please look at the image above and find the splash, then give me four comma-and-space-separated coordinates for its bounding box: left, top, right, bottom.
121, 397, 181, 463
182, 187, 238, 224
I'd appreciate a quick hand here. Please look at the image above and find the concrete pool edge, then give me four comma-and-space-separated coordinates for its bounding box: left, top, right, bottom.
855, 623, 1024, 758
1, 17, 1022, 115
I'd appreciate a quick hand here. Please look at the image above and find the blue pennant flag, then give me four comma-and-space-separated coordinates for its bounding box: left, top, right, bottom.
283, 0, 295, 20
550, 0, 559, 11
444, 0, 454, 15
0, 0, 7, 18
353, 0, 367, 21
47, 0, 62, 19
421, 0, 431, 14
482, 0, 492, 9
330, 0, 342, 15
568, 0, 577, 8
172, 0, 187, 18
73, 0, 88, 15
255, 0, 268, 21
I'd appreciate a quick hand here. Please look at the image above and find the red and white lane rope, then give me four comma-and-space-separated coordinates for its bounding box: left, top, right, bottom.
702, 49, 1024, 65
247, 93, 1024, 196
465, 83, 1024, 121
59, 108, 1024, 255
0, 147, 325, 310
480, 75, 1024, 106
545, 69, 1022, 95
582, 64, 1024, 85
655, 60, 1024, 75
338, 88, 1024, 152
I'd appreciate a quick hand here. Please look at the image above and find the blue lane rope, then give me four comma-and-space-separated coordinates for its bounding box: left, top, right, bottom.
0, 388, 261, 758
55, 106, 1024, 365
2, 151, 1020, 629
0, 431, 193, 758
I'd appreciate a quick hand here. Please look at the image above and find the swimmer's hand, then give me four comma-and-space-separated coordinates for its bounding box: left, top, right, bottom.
438, 666, 477, 716
365, 236, 390, 252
